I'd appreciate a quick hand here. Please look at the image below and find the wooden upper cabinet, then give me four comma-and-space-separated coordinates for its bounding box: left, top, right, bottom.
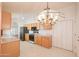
2, 11, 11, 29
33, 23, 40, 29
43, 23, 52, 30
28, 24, 31, 30
25, 22, 40, 30
32, 23, 36, 27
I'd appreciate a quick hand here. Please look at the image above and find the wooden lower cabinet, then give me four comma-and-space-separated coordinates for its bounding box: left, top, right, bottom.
35, 35, 42, 45
0, 44, 1, 55
35, 34, 52, 48
1, 41, 20, 57
25, 34, 29, 41
42, 36, 52, 48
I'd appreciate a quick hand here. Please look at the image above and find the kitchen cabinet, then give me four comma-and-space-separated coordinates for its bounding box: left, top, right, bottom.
42, 36, 52, 48
1, 39, 20, 57
35, 34, 52, 48
35, 34, 42, 45
25, 34, 29, 41
25, 22, 40, 30
43, 23, 52, 30
25, 24, 31, 30
2, 11, 11, 29
0, 43, 1, 55
31, 23, 36, 27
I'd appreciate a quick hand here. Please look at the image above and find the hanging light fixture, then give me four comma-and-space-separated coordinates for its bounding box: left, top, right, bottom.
37, 2, 60, 25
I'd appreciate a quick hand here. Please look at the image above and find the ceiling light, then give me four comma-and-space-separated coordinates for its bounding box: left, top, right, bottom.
37, 2, 64, 25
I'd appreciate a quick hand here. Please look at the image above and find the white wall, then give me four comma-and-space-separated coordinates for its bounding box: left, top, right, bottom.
52, 6, 75, 51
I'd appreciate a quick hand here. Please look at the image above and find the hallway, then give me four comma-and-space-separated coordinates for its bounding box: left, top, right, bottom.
20, 41, 75, 57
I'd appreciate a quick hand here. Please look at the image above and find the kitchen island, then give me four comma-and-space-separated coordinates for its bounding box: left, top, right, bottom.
0, 37, 20, 57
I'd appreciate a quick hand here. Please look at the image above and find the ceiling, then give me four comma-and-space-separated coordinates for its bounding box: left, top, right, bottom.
2, 2, 76, 13
2, 2, 77, 25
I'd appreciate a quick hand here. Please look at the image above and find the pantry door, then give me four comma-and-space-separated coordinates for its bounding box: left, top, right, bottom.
53, 21, 62, 48
74, 3, 79, 56
75, 14, 79, 56
74, 18, 79, 56
53, 20, 72, 51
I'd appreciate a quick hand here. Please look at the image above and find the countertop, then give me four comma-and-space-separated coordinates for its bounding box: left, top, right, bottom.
0, 37, 19, 44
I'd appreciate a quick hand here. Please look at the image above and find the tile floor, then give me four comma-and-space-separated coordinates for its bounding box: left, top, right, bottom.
20, 41, 76, 57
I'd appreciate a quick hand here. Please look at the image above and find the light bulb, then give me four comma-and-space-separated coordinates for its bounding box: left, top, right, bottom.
53, 15, 58, 22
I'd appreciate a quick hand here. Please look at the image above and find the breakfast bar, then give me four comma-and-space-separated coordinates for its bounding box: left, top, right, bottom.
0, 37, 20, 57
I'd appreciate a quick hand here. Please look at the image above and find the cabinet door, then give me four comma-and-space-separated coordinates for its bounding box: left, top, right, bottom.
1, 41, 20, 57
2, 11, 11, 29
42, 23, 52, 30
28, 24, 31, 30
25, 34, 29, 41
37, 35, 42, 45
75, 4, 79, 56
35, 36, 38, 43
31, 23, 33, 27
42, 36, 52, 48
35, 35, 42, 45
0, 43, 1, 56
32, 23, 37, 27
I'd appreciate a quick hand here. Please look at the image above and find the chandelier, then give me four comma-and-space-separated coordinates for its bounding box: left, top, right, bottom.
37, 2, 61, 25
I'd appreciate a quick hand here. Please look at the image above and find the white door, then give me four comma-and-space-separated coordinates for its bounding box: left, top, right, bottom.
76, 35, 79, 56
62, 20, 72, 51
74, 19, 79, 56
75, 18, 79, 56
74, 3, 79, 56
53, 21, 62, 48
53, 20, 72, 51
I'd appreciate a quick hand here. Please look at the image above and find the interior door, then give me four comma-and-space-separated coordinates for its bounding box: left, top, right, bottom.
76, 34, 79, 56
74, 4, 79, 56
74, 19, 79, 56
53, 21, 62, 48
62, 20, 72, 51
53, 20, 72, 51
